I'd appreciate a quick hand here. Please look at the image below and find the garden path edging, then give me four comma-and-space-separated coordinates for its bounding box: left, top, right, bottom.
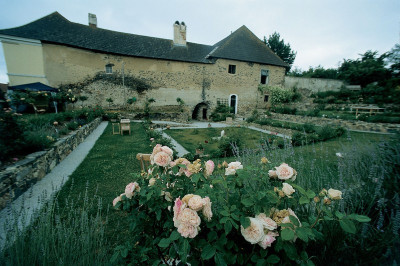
0, 121, 108, 250
0, 118, 103, 211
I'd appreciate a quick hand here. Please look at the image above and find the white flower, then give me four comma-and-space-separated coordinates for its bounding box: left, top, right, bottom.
202, 197, 213, 221
328, 188, 342, 200
241, 217, 265, 244
149, 177, 156, 186
228, 161, 243, 170
275, 163, 297, 181
188, 195, 205, 211
225, 167, 237, 176
282, 183, 295, 197
255, 213, 277, 231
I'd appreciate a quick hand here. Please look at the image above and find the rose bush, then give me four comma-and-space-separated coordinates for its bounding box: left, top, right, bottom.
111, 145, 371, 265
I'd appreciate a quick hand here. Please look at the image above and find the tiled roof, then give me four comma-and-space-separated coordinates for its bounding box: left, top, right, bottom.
208, 26, 288, 67
0, 12, 287, 67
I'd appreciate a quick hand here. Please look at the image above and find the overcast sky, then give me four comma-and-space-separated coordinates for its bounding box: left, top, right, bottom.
0, 0, 399, 84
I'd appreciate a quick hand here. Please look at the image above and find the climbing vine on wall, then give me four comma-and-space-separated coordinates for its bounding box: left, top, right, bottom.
59, 72, 152, 94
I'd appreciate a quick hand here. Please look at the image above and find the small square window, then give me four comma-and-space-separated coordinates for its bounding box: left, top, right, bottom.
228, 65, 236, 74
260, 69, 269, 84
105, 64, 114, 74
264, 95, 269, 102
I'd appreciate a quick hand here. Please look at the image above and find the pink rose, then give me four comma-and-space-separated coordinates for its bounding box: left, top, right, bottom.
205, 160, 215, 176
202, 197, 213, 221
113, 195, 122, 207
161, 146, 173, 157
258, 231, 279, 249
125, 182, 140, 199
153, 151, 172, 167
188, 195, 204, 211
241, 217, 264, 244
275, 163, 296, 181
268, 170, 278, 178
177, 223, 199, 238
255, 213, 277, 230
152, 144, 163, 155
173, 197, 184, 227
150, 138, 154, 141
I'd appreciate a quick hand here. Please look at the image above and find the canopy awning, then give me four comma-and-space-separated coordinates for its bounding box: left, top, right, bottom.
9, 82, 58, 92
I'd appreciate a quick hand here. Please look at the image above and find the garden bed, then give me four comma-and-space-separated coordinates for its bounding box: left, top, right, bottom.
0, 117, 102, 210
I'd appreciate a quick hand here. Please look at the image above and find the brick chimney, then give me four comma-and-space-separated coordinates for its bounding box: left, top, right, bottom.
173, 21, 186, 46
88, 13, 97, 28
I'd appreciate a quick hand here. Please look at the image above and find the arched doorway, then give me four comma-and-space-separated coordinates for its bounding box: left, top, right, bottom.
229, 94, 238, 114
192, 102, 209, 120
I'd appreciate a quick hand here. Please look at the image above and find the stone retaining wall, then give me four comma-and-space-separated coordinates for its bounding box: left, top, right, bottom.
269, 113, 400, 133
0, 117, 102, 210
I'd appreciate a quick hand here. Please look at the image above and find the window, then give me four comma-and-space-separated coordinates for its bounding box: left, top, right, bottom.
105, 64, 114, 74
264, 95, 269, 102
228, 65, 236, 74
260, 69, 269, 84
217, 98, 229, 106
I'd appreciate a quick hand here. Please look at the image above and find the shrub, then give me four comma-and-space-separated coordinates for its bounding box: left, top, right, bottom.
22, 130, 54, 153
0, 109, 24, 161
67, 121, 79, 130
111, 148, 370, 265
217, 135, 242, 157
273, 106, 297, 115
210, 104, 234, 122
259, 86, 294, 106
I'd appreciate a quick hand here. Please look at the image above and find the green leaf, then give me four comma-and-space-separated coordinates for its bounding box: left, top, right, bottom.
299, 196, 309, 204
241, 198, 253, 207
192, 174, 200, 184
231, 213, 240, 221
208, 231, 218, 242
335, 211, 345, 219
110, 252, 120, 263
339, 219, 357, 234
158, 238, 171, 248
214, 252, 227, 266
256, 259, 266, 266
280, 223, 294, 229
201, 245, 216, 260
220, 217, 229, 224
266, 254, 280, 264
180, 239, 190, 263
224, 220, 232, 235
240, 216, 251, 228
289, 215, 300, 227
169, 230, 180, 241
291, 183, 307, 195
281, 228, 295, 241
306, 189, 316, 199
220, 210, 230, 216
121, 248, 128, 258
212, 179, 223, 184
295, 227, 309, 242
177, 164, 187, 169
347, 214, 371, 222
156, 209, 161, 221
230, 205, 237, 211
283, 243, 298, 260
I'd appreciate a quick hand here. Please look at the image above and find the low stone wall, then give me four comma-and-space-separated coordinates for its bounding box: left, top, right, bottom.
0, 117, 102, 210
269, 113, 400, 133
285, 76, 344, 92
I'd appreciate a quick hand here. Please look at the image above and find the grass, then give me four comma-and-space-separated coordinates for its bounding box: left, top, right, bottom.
166, 127, 280, 155
2, 121, 398, 264
55, 122, 152, 250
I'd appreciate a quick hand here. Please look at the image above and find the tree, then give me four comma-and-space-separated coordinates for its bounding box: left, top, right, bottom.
387, 43, 400, 78
338, 50, 391, 88
264, 32, 296, 72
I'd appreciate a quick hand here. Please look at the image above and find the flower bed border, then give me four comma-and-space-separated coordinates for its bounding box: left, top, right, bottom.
0, 117, 102, 210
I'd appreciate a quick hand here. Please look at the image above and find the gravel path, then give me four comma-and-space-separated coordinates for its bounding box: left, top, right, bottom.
0, 121, 108, 249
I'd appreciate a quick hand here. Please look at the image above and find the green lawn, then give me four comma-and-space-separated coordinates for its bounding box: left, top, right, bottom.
56, 122, 152, 249
166, 127, 280, 155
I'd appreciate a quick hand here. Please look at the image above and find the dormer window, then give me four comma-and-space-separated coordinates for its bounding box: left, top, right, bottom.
105, 64, 114, 74
228, 65, 236, 74
260, 69, 269, 84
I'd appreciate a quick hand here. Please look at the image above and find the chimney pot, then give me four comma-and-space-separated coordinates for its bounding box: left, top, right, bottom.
88, 13, 97, 28
173, 21, 187, 46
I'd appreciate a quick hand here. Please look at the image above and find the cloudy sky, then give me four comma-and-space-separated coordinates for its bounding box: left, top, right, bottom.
0, 0, 399, 84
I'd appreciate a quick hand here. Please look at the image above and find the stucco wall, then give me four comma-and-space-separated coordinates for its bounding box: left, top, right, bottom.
1, 40, 47, 86
285, 76, 344, 93
42, 44, 286, 115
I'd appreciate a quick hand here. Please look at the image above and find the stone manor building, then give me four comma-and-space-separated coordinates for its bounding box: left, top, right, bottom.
0, 12, 288, 119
